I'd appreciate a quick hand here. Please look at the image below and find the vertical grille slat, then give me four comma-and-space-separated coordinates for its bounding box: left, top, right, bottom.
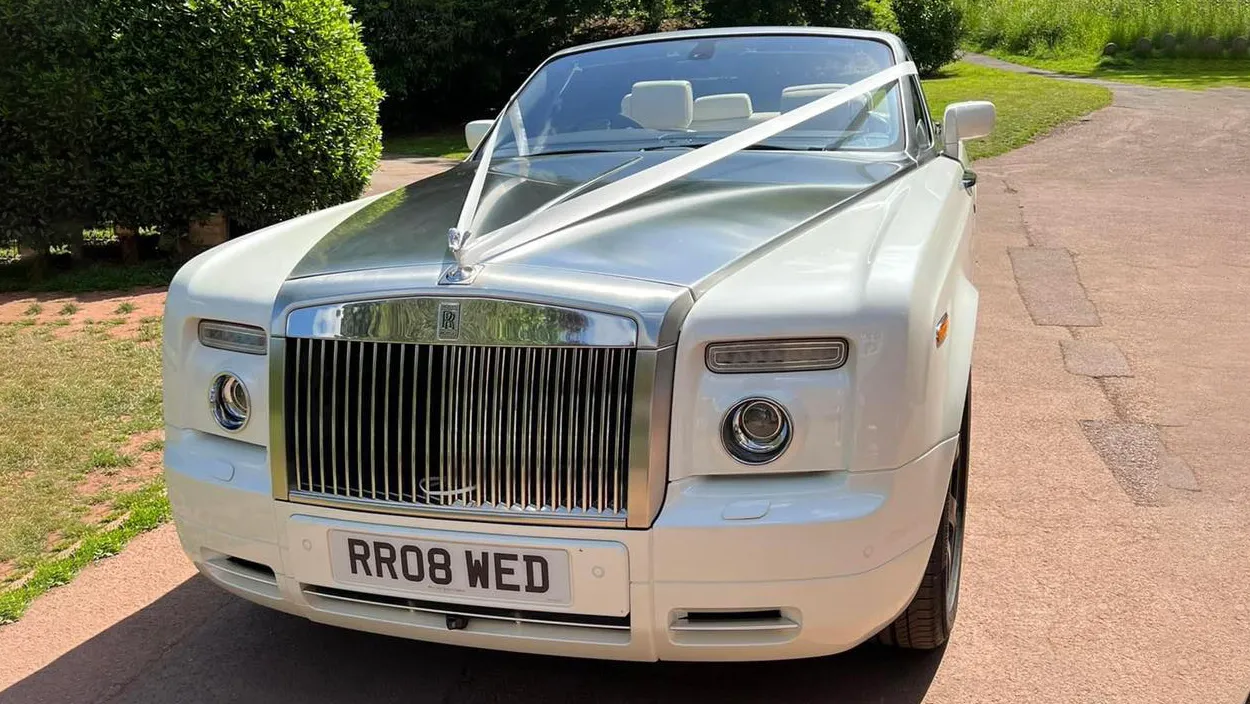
285, 340, 635, 521
301, 337, 312, 492
368, 345, 378, 499
293, 339, 305, 492
354, 341, 364, 497
330, 342, 339, 496
506, 349, 519, 509
582, 349, 594, 511
415, 345, 425, 507
425, 347, 434, 505
519, 348, 533, 511
597, 350, 610, 511
382, 344, 392, 501
613, 349, 629, 513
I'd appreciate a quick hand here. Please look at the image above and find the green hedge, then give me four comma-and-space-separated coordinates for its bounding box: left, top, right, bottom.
700, 0, 873, 28
0, 0, 383, 251
97, 0, 383, 234
355, 0, 962, 130
0, 0, 101, 253
352, 0, 607, 129
893, 0, 963, 75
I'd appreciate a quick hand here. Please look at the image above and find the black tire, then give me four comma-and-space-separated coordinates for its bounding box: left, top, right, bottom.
876, 381, 970, 650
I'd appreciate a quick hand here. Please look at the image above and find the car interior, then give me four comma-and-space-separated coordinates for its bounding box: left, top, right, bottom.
618, 79, 874, 134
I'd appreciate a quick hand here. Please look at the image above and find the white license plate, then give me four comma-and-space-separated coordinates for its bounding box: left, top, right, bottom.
328, 530, 571, 606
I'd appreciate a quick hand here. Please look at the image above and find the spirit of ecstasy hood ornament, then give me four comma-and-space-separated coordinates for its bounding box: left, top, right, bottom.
441, 226, 479, 285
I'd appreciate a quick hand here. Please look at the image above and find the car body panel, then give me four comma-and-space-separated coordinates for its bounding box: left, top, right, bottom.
671, 154, 975, 476
288, 151, 906, 286
162, 26, 985, 661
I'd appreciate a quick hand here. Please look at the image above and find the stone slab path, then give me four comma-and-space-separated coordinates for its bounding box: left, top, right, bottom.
940, 55, 1250, 702
364, 156, 457, 197
1, 69, 1248, 703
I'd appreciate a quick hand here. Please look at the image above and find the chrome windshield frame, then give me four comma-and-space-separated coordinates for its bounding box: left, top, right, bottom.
467, 28, 908, 165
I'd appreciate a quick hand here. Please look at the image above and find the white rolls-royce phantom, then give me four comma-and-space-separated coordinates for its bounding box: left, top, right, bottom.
163, 26, 993, 661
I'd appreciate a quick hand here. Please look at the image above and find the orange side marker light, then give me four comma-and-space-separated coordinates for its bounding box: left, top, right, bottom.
935, 313, 950, 348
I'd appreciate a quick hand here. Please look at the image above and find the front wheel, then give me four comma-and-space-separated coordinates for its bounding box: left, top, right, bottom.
876, 381, 970, 650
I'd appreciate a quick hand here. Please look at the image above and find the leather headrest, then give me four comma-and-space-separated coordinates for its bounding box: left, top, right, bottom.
629, 80, 693, 130
779, 83, 868, 132
693, 93, 753, 122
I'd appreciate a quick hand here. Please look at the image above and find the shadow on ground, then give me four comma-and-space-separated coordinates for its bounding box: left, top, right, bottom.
2, 575, 943, 704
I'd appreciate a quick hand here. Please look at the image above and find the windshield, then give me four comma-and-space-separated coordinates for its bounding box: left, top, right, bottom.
489, 34, 904, 159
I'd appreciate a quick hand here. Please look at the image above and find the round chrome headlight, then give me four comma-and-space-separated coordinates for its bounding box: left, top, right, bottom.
209, 373, 250, 431
722, 397, 791, 464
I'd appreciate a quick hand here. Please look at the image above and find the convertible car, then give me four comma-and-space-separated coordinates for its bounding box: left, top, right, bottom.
163, 26, 994, 661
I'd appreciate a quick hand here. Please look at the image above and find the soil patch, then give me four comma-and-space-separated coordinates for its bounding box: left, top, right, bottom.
75, 430, 165, 502
0, 289, 166, 340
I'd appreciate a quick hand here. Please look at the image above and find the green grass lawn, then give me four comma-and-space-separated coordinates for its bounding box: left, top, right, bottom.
922, 61, 1114, 160
985, 51, 1250, 90
957, 0, 1250, 59
0, 315, 167, 623
383, 130, 470, 160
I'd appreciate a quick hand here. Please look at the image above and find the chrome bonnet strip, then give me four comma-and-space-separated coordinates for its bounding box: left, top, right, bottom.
286, 297, 638, 347
272, 266, 689, 349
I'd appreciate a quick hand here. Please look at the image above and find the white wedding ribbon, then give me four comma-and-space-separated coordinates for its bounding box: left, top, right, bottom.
452, 60, 918, 269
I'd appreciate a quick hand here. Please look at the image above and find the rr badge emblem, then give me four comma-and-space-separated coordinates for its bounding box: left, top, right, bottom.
436, 301, 461, 341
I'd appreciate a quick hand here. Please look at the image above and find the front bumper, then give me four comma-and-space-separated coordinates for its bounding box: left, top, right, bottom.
164, 428, 956, 662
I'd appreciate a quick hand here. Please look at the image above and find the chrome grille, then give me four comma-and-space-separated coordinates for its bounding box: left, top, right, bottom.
283, 339, 635, 520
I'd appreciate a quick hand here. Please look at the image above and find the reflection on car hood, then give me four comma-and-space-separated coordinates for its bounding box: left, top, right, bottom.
288, 150, 906, 289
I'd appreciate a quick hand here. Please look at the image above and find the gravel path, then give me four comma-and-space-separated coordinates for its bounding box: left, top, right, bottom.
2, 70, 1248, 703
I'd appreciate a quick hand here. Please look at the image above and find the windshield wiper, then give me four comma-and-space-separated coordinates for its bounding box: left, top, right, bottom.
528, 148, 624, 157
526, 142, 813, 158
660, 140, 819, 152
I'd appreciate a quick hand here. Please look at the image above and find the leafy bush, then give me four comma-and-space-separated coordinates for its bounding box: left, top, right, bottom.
0, 0, 101, 253
351, 0, 601, 130
866, 0, 900, 33
354, 0, 916, 130
0, 0, 383, 253
96, 0, 383, 233
892, 0, 963, 75
701, 0, 873, 29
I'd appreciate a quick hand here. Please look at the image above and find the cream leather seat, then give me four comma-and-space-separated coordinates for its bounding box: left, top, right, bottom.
690, 93, 753, 131
627, 80, 693, 130
780, 83, 869, 133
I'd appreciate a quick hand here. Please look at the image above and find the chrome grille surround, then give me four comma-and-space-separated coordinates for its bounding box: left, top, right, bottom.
270, 297, 668, 528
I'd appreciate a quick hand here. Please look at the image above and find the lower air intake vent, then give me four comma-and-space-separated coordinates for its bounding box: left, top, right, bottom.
301, 584, 631, 646
669, 609, 801, 646
672, 609, 797, 632
203, 554, 281, 599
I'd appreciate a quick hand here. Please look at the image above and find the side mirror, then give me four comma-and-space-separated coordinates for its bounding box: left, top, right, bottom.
465, 119, 493, 151
942, 101, 995, 156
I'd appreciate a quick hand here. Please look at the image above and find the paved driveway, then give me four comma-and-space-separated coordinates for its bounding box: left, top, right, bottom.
2, 74, 1249, 703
